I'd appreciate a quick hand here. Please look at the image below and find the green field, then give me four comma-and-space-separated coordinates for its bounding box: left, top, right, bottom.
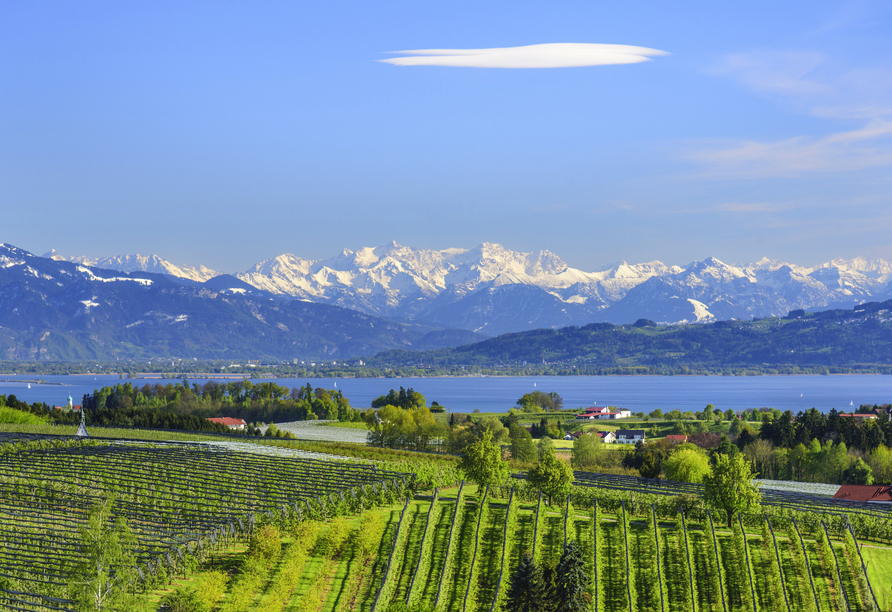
1, 429, 889, 612
144, 491, 891, 612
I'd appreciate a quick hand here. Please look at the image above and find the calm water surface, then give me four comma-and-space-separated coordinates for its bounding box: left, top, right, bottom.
1, 374, 890, 414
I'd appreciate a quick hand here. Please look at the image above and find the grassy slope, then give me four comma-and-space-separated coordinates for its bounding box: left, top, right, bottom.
135, 498, 890, 612
390, 501, 429, 603
861, 545, 892, 610
0, 406, 46, 425
418, 501, 454, 606
0, 422, 239, 441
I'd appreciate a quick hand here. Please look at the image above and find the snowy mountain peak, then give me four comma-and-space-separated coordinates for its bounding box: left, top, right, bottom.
47, 251, 218, 282
22, 242, 892, 332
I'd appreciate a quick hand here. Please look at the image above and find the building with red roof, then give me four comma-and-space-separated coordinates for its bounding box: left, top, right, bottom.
666, 434, 688, 443
832, 485, 892, 504
208, 417, 248, 430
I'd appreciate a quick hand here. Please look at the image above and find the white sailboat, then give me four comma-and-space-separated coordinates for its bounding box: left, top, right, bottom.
27, 383, 30, 389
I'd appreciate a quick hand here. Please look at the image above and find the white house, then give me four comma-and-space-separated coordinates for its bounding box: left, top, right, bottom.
615, 429, 645, 444
595, 431, 616, 444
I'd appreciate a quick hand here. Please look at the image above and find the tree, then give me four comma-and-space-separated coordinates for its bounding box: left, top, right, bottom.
710, 434, 741, 462
509, 423, 537, 463
516, 391, 563, 412
555, 541, 590, 612
867, 445, 892, 485
623, 440, 673, 478
528, 447, 574, 505
663, 446, 711, 484
458, 429, 508, 487
703, 453, 762, 528
67, 498, 138, 611
505, 553, 546, 612
371, 386, 427, 410
448, 415, 507, 454
537, 436, 555, 461
743, 439, 774, 479
826, 440, 849, 483
844, 458, 875, 485
571, 432, 602, 470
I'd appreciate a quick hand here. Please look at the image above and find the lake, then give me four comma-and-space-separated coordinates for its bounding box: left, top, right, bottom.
1, 374, 890, 415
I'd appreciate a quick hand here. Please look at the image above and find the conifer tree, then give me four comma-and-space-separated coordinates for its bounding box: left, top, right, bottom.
555, 541, 591, 612
505, 553, 546, 612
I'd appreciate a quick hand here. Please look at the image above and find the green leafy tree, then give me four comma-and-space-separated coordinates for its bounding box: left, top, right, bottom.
458, 429, 508, 487
703, 453, 762, 528
537, 436, 555, 461
867, 445, 892, 484
555, 541, 591, 612
516, 391, 563, 412
509, 423, 538, 463
571, 432, 602, 470
67, 498, 138, 612
528, 447, 574, 505
447, 415, 507, 454
623, 440, 673, 478
505, 553, 546, 612
247, 523, 282, 568
663, 446, 711, 483
371, 386, 427, 410
844, 457, 875, 485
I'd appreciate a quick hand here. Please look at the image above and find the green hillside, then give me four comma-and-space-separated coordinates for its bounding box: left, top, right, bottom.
370, 300, 892, 374
145, 487, 890, 612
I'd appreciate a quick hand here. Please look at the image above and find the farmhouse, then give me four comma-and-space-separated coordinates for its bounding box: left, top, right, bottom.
208, 417, 248, 430
615, 429, 645, 444
832, 485, 892, 504
576, 406, 632, 420
666, 434, 688, 444
838, 413, 878, 421
594, 431, 616, 444
576, 406, 611, 420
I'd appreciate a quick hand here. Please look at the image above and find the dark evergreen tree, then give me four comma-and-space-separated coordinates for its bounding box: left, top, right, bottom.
555, 541, 590, 612
541, 564, 558, 612
505, 553, 546, 612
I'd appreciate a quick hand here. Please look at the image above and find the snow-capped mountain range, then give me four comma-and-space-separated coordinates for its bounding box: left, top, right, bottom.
45, 242, 892, 335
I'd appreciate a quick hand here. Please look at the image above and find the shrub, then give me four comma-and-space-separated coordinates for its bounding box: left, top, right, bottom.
247, 524, 282, 568
162, 586, 207, 612
196, 570, 228, 610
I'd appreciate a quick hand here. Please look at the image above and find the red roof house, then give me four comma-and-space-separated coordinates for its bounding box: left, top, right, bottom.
208, 417, 248, 430
832, 485, 892, 504
666, 434, 688, 443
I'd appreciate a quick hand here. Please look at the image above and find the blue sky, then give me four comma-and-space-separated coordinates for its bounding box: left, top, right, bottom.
2, 1, 891, 272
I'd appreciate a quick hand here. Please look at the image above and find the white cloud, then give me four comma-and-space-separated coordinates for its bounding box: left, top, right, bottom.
379, 43, 668, 69
693, 49, 892, 179
689, 120, 892, 178
712, 51, 829, 98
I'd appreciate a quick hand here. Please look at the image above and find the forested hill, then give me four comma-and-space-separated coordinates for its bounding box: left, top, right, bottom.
369, 299, 892, 373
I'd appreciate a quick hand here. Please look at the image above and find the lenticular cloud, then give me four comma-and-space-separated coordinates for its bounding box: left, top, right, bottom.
379, 43, 668, 69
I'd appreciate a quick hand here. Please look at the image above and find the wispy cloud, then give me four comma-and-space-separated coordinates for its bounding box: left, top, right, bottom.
379, 43, 668, 69
711, 50, 829, 98
689, 120, 892, 178
692, 48, 892, 178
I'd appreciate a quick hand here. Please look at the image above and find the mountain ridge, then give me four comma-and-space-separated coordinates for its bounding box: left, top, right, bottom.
1, 244, 484, 361
44, 242, 892, 334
